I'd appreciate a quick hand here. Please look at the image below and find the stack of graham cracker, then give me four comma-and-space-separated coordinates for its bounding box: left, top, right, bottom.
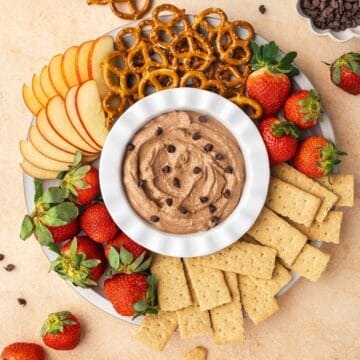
135, 164, 354, 352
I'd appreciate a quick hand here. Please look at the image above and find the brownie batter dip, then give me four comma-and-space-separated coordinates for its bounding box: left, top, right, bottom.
122, 111, 245, 234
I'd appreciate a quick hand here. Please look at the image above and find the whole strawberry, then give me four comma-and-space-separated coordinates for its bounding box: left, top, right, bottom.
294, 136, 347, 178
50, 236, 106, 287
329, 52, 360, 95
58, 151, 100, 205
246, 41, 299, 118
80, 203, 119, 243
41, 311, 81, 350
284, 89, 323, 129
103, 274, 157, 318
259, 117, 299, 165
20, 180, 79, 246
1, 342, 45, 360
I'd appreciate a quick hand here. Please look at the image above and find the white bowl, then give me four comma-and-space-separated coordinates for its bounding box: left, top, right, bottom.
100, 88, 270, 258
296, 0, 360, 42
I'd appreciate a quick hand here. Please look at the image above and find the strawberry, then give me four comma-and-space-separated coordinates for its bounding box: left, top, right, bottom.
80, 203, 119, 243
58, 151, 100, 205
284, 89, 323, 129
50, 236, 106, 287
41, 311, 81, 350
328, 52, 360, 95
103, 274, 157, 318
246, 41, 299, 118
294, 136, 347, 178
20, 180, 79, 247
259, 117, 299, 165
1, 342, 45, 360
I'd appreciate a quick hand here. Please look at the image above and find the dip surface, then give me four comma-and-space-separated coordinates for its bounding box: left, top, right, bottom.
122, 111, 245, 234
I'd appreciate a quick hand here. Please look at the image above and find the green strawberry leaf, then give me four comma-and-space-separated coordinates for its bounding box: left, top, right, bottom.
73, 165, 91, 177
72, 179, 90, 190
348, 60, 360, 76
20, 215, 34, 240
82, 259, 101, 268
132, 299, 147, 313
40, 214, 68, 227
35, 223, 54, 246
73, 151, 82, 167
69, 238, 78, 259
109, 246, 120, 270
34, 179, 43, 203
56, 171, 67, 180
332, 65, 341, 85
48, 242, 61, 255
47, 202, 78, 223
134, 255, 152, 273
41, 187, 68, 204
120, 246, 134, 266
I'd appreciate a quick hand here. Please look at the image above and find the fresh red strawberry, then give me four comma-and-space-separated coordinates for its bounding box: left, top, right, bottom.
20, 180, 79, 246
41, 311, 81, 350
294, 136, 347, 178
329, 52, 360, 95
58, 151, 100, 205
284, 89, 323, 129
1, 342, 45, 360
80, 203, 119, 243
103, 274, 157, 318
259, 117, 299, 165
50, 236, 106, 287
246, 41, 299, 118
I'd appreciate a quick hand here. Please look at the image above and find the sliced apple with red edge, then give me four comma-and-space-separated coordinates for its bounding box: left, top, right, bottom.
22, 84, 43, 116
46, 96, 99, 155
49, 54, 69, 99
20, 161, 59, 180
65, 85, 102, 151
62, 46, 79, 88
20, 140, 72, 172
75, 80, 109, 148
76, 40, 94, 83
40, 65, 57, 99
32, 74, 49, 107
88, 35, 114, 98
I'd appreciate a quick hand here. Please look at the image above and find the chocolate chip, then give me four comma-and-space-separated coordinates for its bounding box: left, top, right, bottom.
204, 143, 213, 152
166, 198, 173, 206
258, 4, 266, 14
211, 216, 220, 225
224, 166, 233, 174
179, 206, 188, 214
223, 189, 231, 199
0, 254, 4, 261
17, 298, 26, 306
162, 165, 172, 173
215, 153, 225, 160
198, 115, 207, 123
167, 144, 176, 153
193, 166, 202, 174
137, 179, 145, 188
192, 132, 201, 140
4, 264, 15, 272
200, 196, 209, 203
150, 215, 160, 222
209, 204, 217, 213
155, 127, 163, 136
126, 143, 135, 151
173, 177, 181, 188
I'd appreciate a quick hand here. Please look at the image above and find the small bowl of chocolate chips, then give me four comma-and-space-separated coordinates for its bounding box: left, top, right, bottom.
296, 0, 360, 42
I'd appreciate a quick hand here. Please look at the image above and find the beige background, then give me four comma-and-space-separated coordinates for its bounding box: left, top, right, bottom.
0, 0, 359, 359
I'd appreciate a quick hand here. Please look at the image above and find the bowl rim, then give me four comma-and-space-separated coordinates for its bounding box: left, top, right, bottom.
99, 87, 270, 257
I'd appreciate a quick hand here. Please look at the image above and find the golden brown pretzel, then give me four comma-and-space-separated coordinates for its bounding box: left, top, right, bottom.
103, 92, 134, 129
152, 4, 188, 28
180, 71, 226, 96
215, 63, 250, 88
116, 26, 142, 52
109, 0, 151, 20
138, 69, 179, 99
229, 94, 263, 120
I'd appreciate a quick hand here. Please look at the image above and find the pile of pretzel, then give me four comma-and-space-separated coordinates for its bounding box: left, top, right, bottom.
101, 4, 263, 129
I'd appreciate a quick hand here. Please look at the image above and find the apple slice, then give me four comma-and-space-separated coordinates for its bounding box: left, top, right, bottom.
75, 80, 109, 147
88, 36, 114, 98
65, 85, 102, 151
20, 161, 58, 180
40, 65, 57, 99
76, 40, 94, 83
32, 74, 49, 107
22, 84, 43, 116
36, 108, 78, 154
62, 46, 79, 88
20, 140, 72, 172
83, 153, 100, 163
46, 96, 99, 155
49, 54, 69, 99
29, 125, 75, 163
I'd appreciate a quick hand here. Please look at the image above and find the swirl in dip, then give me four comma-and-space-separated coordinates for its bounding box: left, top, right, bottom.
122, 111, 245, 234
